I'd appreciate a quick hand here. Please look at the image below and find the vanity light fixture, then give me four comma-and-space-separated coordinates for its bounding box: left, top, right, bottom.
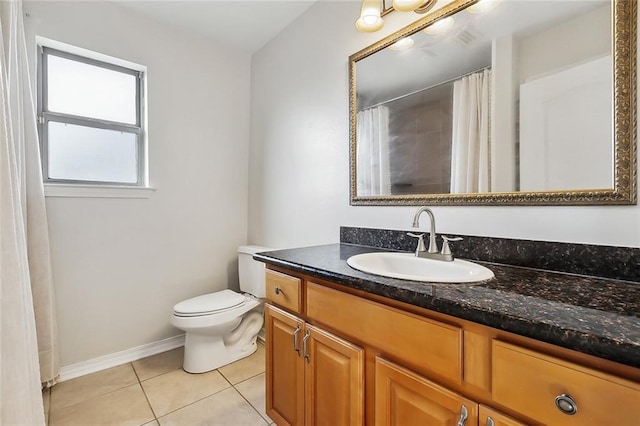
356, 0, 437, 33
423, 16, 455, 35
355, 0, 384, 32
393, 0, 430, 13
389, 37, 415, 50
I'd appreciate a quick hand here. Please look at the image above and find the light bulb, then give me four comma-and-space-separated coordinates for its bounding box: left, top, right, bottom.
356, 16, 383, 32
393, 0, 426, 12
362, 15, 379, 25
356, 0, 384, 32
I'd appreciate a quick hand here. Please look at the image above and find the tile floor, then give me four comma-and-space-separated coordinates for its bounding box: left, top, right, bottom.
42, 343, 273, 426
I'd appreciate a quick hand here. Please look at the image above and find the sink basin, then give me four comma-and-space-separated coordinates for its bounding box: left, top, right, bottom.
346, 252, 494, 283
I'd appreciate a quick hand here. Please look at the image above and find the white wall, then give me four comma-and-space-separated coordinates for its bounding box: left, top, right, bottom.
518, 5, 611, 83
248, 1, 640, 249
24, 1, 251, 366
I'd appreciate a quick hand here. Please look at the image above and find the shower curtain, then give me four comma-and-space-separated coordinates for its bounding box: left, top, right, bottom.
356, 105, 391, 196
1, 0, 59, 424
450, 69, 491, 193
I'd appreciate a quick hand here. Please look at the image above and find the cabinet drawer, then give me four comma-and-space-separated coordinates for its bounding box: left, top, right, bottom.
492, 340, 640, 425
265, 270, 302, 314
306, 282, 462, 384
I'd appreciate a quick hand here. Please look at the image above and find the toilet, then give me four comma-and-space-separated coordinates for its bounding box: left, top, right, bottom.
170, 245, 271, 373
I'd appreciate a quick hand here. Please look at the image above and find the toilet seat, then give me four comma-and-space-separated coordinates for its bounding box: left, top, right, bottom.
173, 289, 246, 317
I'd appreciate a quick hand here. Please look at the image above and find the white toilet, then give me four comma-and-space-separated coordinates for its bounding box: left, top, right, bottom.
170, 245, 271, 373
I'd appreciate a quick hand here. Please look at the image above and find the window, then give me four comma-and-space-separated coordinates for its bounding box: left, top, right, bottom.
37, 45, 146, 187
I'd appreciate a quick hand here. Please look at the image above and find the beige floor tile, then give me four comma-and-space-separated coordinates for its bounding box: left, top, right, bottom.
132, 347, 184, 381
50, 364, 138, 412
235, 373, 272, 424
158, 387, 267, 426
48, 383, 154, 426
142, 368, 230, 417
218, 343, 265, 385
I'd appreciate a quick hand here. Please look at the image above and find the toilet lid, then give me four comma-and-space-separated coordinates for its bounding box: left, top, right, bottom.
173, 290, 245, 316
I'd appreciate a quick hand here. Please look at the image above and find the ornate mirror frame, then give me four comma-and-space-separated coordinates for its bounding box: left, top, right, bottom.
349, 0, 637, 206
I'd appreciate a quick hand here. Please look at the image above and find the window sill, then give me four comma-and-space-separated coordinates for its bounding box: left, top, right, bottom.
44, 183, 156, 199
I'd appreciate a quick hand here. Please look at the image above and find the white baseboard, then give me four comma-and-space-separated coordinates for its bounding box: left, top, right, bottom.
59, 334, 185, 382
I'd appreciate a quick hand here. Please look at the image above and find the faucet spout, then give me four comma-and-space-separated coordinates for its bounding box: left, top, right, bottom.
412, 206, 438, 253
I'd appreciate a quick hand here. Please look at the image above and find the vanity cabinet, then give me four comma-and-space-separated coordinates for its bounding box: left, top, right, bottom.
264, 266, 640, 426
265, 303, 364, 426
375, 356, 478, 426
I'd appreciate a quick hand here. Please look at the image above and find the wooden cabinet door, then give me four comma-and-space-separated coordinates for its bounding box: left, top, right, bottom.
265, 304, 305, 426
303, 324, 364, 426
375, 357, 478, 426
478, 405, 527, 426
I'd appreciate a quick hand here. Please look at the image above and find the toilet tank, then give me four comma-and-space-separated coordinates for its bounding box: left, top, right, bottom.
238, 245, 272, 298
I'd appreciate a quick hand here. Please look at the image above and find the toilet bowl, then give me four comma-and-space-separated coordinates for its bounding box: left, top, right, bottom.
170, 245, 271, 373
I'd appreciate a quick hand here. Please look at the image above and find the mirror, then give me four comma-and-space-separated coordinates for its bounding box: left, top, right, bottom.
349, 0, 636, 205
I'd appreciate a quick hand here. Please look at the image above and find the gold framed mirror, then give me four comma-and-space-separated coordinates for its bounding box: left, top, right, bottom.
349, 0, 636, 206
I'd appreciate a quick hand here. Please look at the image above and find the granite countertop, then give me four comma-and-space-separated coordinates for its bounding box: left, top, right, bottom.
254, 243, 640, 369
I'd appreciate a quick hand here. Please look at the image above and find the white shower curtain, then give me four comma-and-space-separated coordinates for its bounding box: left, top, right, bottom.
356, 105, 391, 196
1, 0, 58, 424
450, 69, 491, 193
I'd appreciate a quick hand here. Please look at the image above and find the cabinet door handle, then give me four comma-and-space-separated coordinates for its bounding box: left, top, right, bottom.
456, 405, 468, 426
302, 330, 311, 363
555, 393, 578, 415
292, 326, 301, 356
486, 417, 495, 426
274, 286, 283, 295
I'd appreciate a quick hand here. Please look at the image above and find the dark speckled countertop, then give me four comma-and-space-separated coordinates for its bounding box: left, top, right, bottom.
254, 243, 640, 369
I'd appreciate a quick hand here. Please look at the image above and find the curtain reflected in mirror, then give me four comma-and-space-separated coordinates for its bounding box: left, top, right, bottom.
451, 69, 491, 193
356, 69, 492, 196
356, 106, 390, 195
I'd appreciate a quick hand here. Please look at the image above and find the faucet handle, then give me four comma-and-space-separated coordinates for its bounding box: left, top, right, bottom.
440, 236, 463, 256
407, 233, 427, 254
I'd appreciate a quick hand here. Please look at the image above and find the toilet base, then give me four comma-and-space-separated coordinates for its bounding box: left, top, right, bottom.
183, 336, 258, 373
182, 310, 264, 373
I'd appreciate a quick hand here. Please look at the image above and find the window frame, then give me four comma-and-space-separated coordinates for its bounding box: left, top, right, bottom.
37, 45, 146, 187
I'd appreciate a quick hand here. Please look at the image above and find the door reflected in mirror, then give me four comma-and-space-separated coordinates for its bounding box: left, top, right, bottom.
350, 0, 636, 205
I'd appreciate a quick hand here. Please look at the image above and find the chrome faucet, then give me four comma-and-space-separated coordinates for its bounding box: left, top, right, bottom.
408, 206, 462, 262
411, 206, 438, 254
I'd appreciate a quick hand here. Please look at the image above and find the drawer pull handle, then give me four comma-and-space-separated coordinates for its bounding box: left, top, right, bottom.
457, 405, 468, 426
274, 286, 283, 295
486, 417, 495, 426
555, 394, 578, 415
293, 326, 301, 356
302, 330, 311, 363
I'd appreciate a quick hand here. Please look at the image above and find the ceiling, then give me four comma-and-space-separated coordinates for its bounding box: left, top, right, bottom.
115, 0, 320, 54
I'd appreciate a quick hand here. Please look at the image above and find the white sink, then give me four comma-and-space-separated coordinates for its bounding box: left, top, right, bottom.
346, 252, 494, 283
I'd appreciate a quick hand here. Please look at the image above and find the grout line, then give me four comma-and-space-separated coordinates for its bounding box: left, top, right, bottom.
233, 371, 266, 387
220, 371, 234, 387
155, 387, 233, 419
234, 383, 271, 425
132, 362, 159, 422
